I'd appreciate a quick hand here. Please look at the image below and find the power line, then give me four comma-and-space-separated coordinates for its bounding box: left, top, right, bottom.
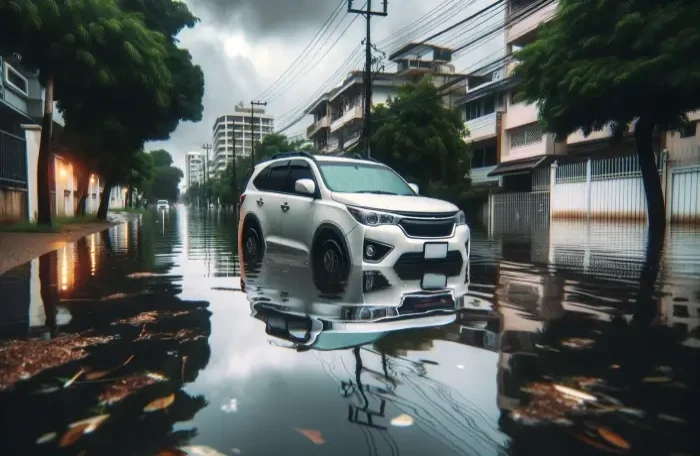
255, 0, 346, 101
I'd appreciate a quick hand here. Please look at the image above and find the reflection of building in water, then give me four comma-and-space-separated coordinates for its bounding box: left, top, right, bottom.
57, 243, 76, 293
108, 220, 133, 252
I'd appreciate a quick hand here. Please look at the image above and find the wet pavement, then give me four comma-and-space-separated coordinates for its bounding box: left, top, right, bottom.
0, 208, 698, 455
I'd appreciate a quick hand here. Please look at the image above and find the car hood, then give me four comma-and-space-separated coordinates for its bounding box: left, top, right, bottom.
330, 192, 459, 214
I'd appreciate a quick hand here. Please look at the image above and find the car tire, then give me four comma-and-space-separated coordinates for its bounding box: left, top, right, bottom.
242, 220, 264, 265
312, 230, 350, 292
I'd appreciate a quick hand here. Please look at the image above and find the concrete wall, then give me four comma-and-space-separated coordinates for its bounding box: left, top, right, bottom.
22, 124, 40, 222
0, 187, 27, 223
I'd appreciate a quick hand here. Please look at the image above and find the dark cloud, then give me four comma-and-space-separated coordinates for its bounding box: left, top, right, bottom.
187, 0, 338, 37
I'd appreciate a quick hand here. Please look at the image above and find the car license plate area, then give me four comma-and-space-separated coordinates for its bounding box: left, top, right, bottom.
424, 242, 448, 260
399, 293, 455, 315
421, 273, 447, 290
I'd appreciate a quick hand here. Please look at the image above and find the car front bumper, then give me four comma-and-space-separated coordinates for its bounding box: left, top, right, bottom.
344, 222, 470, 269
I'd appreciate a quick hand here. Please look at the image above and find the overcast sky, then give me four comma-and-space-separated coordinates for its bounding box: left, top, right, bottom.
146, 0, 504, 173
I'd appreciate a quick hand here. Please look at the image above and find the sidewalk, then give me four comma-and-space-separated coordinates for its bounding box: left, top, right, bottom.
0, 213, 133, 275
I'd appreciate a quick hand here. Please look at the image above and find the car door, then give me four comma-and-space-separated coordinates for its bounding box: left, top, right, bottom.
277, 159, 319, 255
252, 160, 290, 250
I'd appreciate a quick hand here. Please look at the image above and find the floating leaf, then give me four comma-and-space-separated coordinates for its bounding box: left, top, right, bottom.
597, 427, 631, 450
179, 446, 228, 456
144, 393, 175, 412
36, 432, 57, 444
554, 384, 597, 402
571, 432, 625, 454
658, 413, 685, 424
85, 354, 135, 380
63, 369, 86, 388
294, 428, 325, 445
642, 376, 671, 383
390, 414, 414, 427
156, 449, 187, 456
59, 414, 109, 447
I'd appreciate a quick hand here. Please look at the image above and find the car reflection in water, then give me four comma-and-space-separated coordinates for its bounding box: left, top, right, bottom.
240, 245, 507, 454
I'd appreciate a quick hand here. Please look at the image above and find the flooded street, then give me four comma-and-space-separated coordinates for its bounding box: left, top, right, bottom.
0, 209, 698, 456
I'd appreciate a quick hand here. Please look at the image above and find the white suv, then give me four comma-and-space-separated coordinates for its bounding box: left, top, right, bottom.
238, 152, 470, 283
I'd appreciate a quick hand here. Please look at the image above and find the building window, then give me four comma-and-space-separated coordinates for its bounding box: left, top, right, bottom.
510, 123, 543, 148
483, 94, 495, 115
464, 94, 496, 121
3, 63, 29, 96
465, 101, 480, 121
471, 145, 498, 168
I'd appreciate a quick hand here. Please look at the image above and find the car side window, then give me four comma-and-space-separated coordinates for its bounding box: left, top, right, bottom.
285, 160, 316, 195
253, 166, 271, 190
266, 161, 291, 192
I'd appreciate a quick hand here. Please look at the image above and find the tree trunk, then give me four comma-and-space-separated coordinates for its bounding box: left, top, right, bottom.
126, 185, 133, 208
39, 250, 58, 338
37, 75, 55, 226
74, 172, 89, 217
633, 115, 666, 326
634, 116, 666, 234
97, 177, 114, 220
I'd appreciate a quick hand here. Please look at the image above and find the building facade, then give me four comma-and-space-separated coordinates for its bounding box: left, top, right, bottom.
210, 104, 274, 178
306, 43, 466, 154
185, 151, 204, 189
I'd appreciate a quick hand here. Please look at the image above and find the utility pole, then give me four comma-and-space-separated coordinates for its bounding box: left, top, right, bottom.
348, 0, 387, 159
201, 143, 212, 208
250, 100, 267, 168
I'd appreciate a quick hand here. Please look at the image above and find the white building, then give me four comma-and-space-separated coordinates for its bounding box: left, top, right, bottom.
185, 151, 204, 189
210, 103, 274, 178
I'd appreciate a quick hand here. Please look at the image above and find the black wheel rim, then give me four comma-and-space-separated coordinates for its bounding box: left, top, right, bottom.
245, 229, 259, 257
321, 239, 342, 275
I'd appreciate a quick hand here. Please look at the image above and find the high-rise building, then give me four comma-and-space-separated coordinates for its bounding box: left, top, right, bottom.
186, 151, 204, 189
210, 103, 274, 177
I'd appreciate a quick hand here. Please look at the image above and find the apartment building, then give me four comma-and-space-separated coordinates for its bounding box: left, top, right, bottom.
210, 103, 274, 177
185, 151, 204, 189
459, 0, 699, 192
306, 43, 466, 154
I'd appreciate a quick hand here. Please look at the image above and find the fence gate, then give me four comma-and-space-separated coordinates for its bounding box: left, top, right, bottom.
669, 166, 700, 224
490, 191, 550, 234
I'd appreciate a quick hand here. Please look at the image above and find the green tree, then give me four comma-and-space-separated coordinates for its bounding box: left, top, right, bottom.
124, 150, 155, 207
370, 76, 472, 202
0, 0, 171, 226
141, 150, 183, 203
252, 133, 319, 164
513, 0, 700, 235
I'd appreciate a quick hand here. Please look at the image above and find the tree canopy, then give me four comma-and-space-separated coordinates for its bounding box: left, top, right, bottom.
513, 0, 700, 231
254, 133, 317, 163
370, 76, 472, 201
141, 149, 183, 203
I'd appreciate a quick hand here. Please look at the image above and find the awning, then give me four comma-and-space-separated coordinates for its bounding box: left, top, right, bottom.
487, 156, 548, 177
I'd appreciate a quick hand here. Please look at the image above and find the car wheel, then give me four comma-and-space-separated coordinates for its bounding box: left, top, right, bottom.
242, 221, 264, 265
312, 231, 349, 292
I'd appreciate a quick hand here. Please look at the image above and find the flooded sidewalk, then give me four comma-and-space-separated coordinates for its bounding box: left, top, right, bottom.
0, 210, 697, 455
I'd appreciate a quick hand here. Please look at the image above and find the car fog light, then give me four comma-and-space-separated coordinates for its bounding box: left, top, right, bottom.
365, 244, 376, 258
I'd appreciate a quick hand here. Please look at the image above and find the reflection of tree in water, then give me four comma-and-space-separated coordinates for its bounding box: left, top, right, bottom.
498, 312, 699, 456
0, 218, 213, 455
372, 326, 440, 357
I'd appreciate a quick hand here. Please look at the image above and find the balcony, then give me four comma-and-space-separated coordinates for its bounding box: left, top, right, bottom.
506, 0, 557, 45
504, 102, 538, 130
330, 105, 363, 132
465, 112, 498, 142
307, 115, 331, 138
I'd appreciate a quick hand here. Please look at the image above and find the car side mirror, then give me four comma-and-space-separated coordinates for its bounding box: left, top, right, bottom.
408, 183, 419, 194
295, 178, 316, 196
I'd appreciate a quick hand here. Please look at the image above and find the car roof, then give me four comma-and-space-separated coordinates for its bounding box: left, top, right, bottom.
258, 154, 380, 169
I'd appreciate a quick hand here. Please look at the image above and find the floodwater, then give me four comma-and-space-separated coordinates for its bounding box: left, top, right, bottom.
0, 209, 698, 456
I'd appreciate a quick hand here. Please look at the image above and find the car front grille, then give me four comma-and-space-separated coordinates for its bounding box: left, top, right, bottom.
399, 218, 455, 238
393, 251, 464, 281
399, 292, 456, 315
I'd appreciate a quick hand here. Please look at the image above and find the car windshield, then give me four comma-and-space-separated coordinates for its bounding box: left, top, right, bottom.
157, 200, 168, 205
317, 162, 415, 196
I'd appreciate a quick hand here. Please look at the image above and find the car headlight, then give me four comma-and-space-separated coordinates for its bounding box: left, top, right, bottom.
347, 206, 399, 226
455, 210, 466, 225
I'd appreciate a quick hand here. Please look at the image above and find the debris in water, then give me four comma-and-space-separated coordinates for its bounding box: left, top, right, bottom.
294, 428, 326, 445
597, 426, 631, 450
554, 384, 598, 402
560, 338, 595, 349
36, 432, 57, 444
571, 431, 626, 454
179, 446, 228, 456
156, 449, 187, 456
63, 368, 86, 388
514, 382, 591, 425
658, 413, 685, 424
113, 310, 191, 326
85, 354, 135, 381
59, 414, 109, 447
127, 272, 163, 279
642, 376, 671, 383
0, 334, 113, 390
144, 393, 176, 412
98, 374, 161, 404
390, 414, 414, 427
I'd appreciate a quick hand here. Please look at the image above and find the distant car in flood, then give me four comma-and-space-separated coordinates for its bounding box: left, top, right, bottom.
156, 200, 169, 211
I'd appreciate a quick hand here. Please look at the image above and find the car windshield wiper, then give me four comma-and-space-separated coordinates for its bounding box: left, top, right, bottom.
355, 190, 399, 195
